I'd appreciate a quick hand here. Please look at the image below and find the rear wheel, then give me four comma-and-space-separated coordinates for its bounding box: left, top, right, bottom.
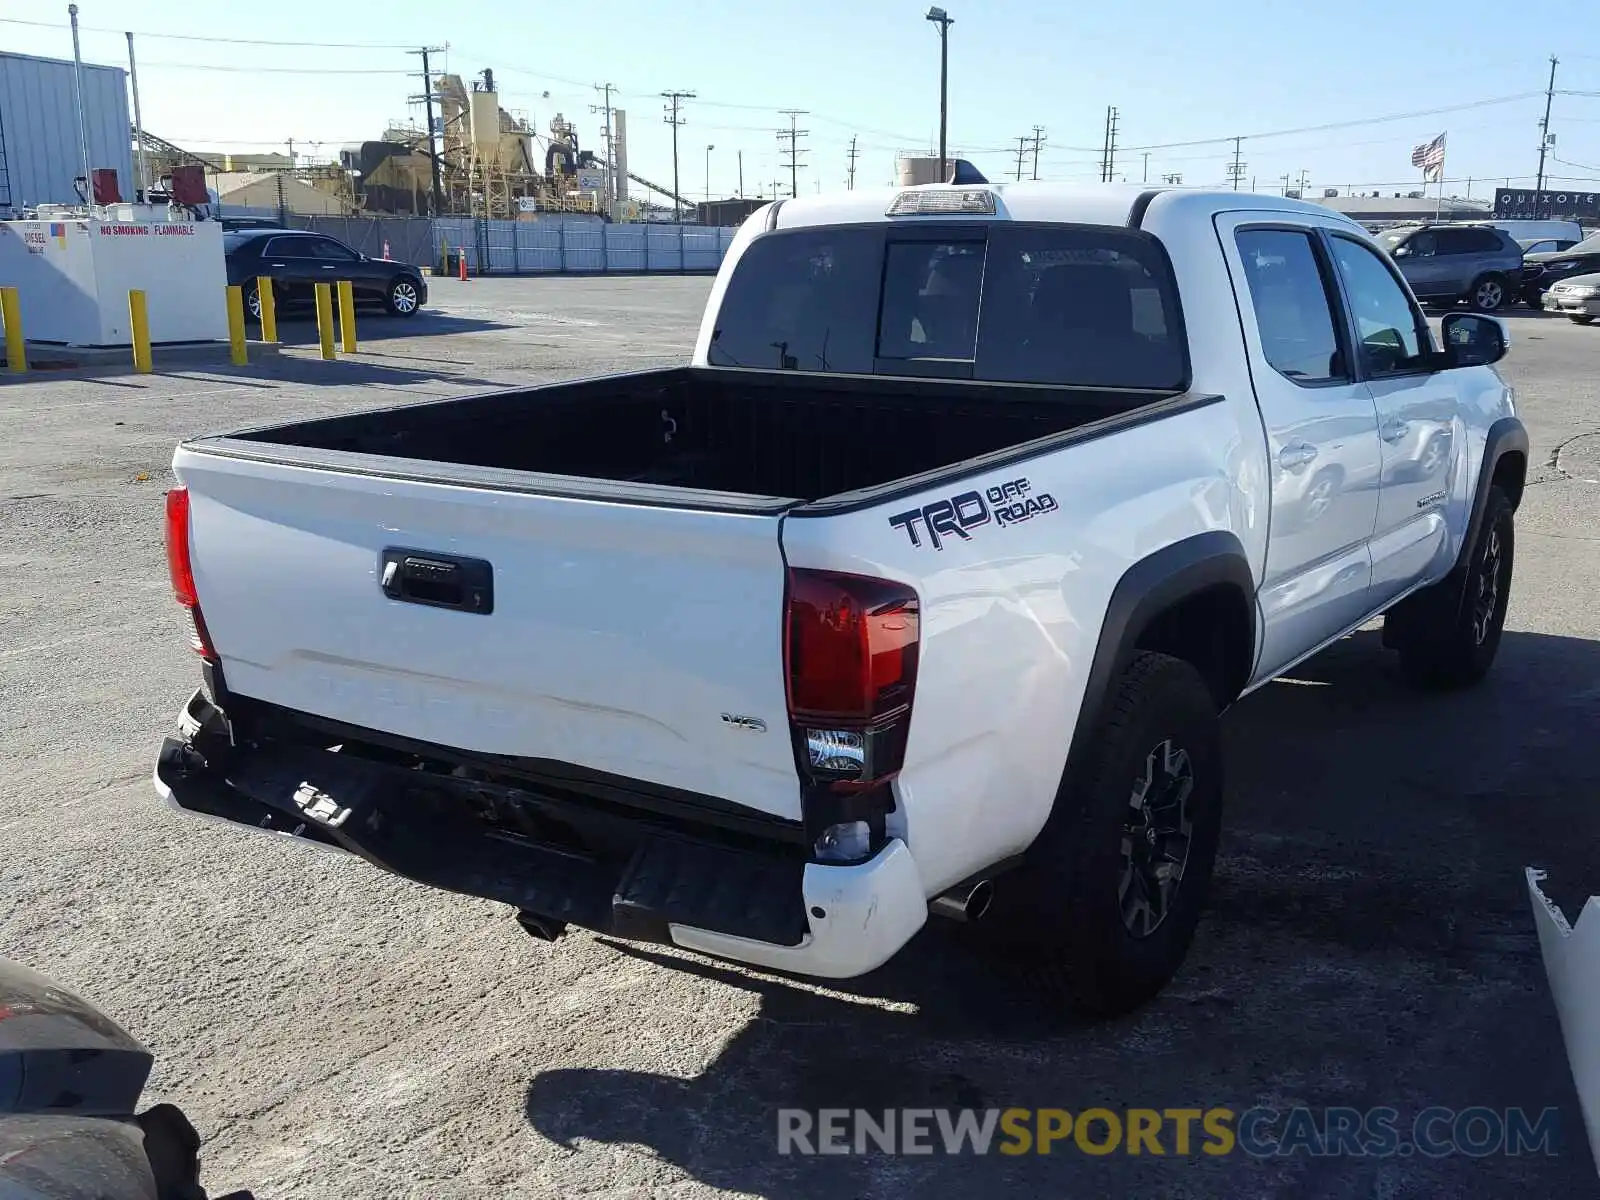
1570, 315, 1597, 326
999, 651, 1224, 1017
385, 277, 421, 317
242, 280, 262, 323
1468, 274, 1508, 312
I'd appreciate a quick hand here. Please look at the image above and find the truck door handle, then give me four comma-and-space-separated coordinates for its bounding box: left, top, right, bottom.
1380, 419, 1410, 443
1278, 442, 1318, 470
379, 549, 494, 614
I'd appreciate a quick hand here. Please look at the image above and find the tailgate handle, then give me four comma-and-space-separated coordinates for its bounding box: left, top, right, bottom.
379, 549, 494, 615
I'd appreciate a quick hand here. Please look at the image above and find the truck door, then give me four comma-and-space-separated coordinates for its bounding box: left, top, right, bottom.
1322, 232, 1462, 603
1215, 215, 1384, 680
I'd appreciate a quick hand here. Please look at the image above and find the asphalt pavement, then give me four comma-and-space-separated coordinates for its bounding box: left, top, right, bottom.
2, 280, 1598, 1199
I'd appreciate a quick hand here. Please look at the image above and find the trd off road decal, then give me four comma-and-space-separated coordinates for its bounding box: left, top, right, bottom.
888, 477, 1059, 550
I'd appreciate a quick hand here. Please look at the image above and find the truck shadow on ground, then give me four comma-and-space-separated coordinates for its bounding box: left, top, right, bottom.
522, 628, 1600, 1198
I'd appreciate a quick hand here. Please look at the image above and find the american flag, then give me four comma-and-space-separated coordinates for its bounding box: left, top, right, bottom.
1411, 132, 1446, 182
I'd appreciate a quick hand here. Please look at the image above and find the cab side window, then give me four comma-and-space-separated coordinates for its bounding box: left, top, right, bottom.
1234, 229, 1349, 385
1328, 236, 1430, 376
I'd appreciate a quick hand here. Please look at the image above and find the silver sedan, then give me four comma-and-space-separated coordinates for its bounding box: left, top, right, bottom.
1541, 271, 1600, 324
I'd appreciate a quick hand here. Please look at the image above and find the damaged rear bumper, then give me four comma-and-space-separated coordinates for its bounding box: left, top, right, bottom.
153, 688, 926, 979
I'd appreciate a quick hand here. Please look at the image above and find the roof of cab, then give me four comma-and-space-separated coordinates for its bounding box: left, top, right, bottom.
765, 181, 1366, 233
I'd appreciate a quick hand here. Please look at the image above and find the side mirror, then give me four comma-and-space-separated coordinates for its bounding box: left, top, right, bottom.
1392, 245, 1411, 259
1440, 312, 1509, 368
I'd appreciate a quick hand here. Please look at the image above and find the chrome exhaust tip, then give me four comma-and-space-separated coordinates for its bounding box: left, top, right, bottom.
929, 878, 994, 923
515, 910, 568, 942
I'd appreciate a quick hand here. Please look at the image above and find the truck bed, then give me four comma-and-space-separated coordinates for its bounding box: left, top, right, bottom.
222, 366, 1175, 506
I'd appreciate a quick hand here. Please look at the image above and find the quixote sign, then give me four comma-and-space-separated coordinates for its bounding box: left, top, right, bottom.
1493, 188, 1600, 221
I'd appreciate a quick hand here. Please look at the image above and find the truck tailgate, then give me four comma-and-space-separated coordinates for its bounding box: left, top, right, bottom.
173, 447, 803, 821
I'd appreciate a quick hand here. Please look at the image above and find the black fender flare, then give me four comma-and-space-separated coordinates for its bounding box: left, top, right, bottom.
1049, 530, 1257, 820
1457, 415, 1528, 573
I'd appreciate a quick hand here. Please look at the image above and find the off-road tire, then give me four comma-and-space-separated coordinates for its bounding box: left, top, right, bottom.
1384, 485, 1514, 689
1001, 651, 1224, 1018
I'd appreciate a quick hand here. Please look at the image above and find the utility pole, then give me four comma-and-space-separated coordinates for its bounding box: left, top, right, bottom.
1142, 151, 1150, 183
661, 90, 695, 223
738, 150, 744, 198
1296, 168, 1310, 195
1014, 135, 1029, 182
409, 47, 446, 216
1099, 107, 1119, 182
1226, 137, 1246, 190
1030, 125, 1045, 180
591, 82, 618, 211
778, 110, 809, 199
1161, 172, 1182, 185
1535, 55, 1558, 219
846, 136, 859, 190
925, 8, 954, 183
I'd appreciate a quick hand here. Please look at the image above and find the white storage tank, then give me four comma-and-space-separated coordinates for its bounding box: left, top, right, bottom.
0, 50, 135, 213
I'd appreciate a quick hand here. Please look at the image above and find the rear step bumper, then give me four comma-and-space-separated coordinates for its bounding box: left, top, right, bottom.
152, 689, 927, 980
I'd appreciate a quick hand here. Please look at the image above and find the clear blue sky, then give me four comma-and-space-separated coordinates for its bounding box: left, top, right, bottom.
5, 1, 1600, 203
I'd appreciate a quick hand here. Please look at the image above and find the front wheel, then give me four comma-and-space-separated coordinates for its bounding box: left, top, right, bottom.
241, 280, 262, 323
1003, 651, 1224, 1017
385, 277, 422, 317
1468, 274, 1508, 313
1384, 485, 1515, 688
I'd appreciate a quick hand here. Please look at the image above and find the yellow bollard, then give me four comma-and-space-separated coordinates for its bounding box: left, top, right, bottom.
129, 290, 152, 373
257, 276, 277, 343
313, 282, 336, 360
336, 279, 357, 354
225, 285, 248, 366
0, 286, 25, 374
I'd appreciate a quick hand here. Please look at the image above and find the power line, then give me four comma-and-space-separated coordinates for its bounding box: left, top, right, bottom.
139, 62, 411, 75
0, 15, 412, 49
778, 110, 809, 199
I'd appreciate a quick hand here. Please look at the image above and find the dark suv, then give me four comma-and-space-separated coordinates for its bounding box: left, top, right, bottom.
1372, 223, 1523, 312
1518, 232, 1600, 307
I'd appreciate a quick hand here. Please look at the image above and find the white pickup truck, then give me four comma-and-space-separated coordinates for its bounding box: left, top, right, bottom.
154, 181, 1528, 1016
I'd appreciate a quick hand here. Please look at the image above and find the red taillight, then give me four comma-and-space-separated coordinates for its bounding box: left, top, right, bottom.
785, 568, 919, 787
164, 486, 217, 661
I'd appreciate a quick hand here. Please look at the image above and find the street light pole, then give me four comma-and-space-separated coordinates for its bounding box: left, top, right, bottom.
705, 144, 714, 201
925, 7, 953, 183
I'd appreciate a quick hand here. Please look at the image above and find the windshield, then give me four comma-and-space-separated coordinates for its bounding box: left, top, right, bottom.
706, 222, 1189, 390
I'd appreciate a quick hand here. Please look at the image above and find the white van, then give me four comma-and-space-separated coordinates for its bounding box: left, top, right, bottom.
1475, 219, 1584, 247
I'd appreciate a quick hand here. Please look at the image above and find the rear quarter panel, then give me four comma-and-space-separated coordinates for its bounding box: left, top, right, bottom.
781, 398, 1260, 897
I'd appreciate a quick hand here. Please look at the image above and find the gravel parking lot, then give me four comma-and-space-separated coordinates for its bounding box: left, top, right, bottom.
3, 277, 1598, 1198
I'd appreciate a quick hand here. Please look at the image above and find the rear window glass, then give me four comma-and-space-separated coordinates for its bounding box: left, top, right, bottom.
706, 227, 881, 372
976, 226, 1185, 389
708, 221, 1187, 389
877, 241, 985, 361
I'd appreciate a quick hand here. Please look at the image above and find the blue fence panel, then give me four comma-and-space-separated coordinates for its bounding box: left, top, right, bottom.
434, 218, 477, 272
604, 224, 647, 272
682, 228, 721, 271
646, 224, 684, 271
562, 220, 606, 272
514, 221, 563, 271
486, 219, 518, 272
